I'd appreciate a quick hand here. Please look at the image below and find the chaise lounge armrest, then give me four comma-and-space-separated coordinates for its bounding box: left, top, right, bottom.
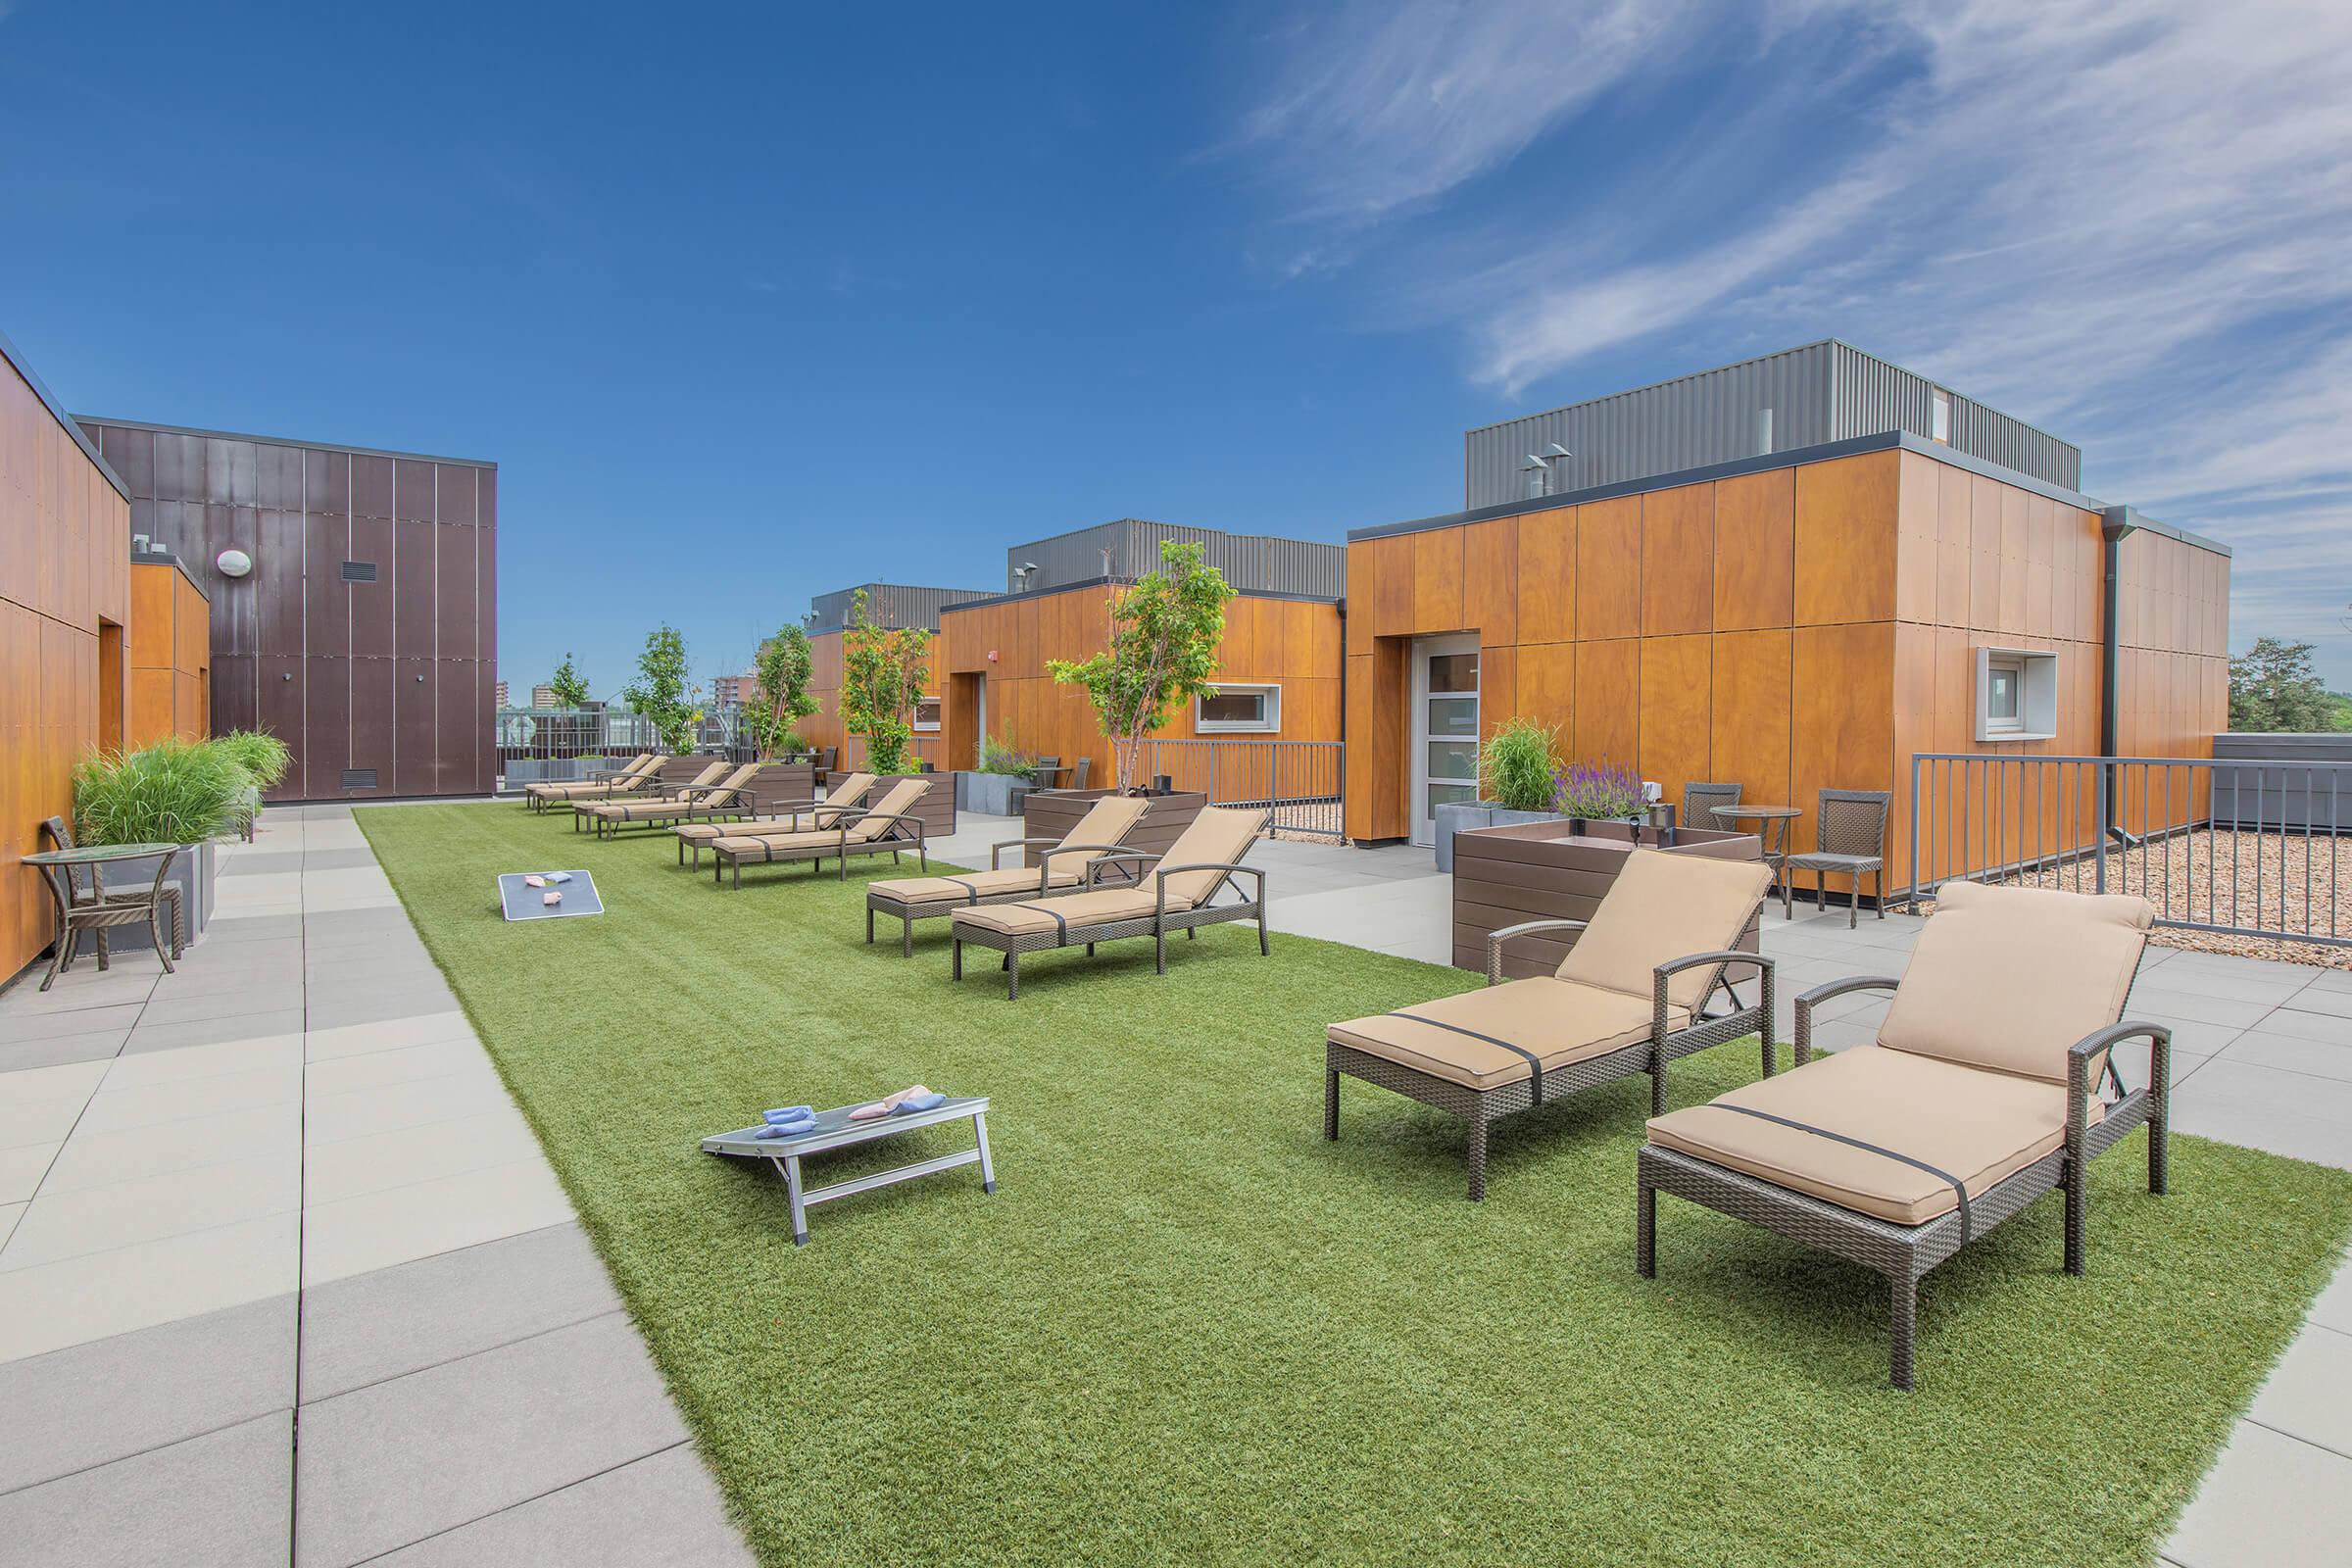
1484, 918, 1589, 985
1085, 850, 1162, 888
1791, 974, 1902, 1064
1030, 844, 1134, 887
991, 836, 1059, 868
1152, 862, 1262, 914
2068, 1022, 2171, 1177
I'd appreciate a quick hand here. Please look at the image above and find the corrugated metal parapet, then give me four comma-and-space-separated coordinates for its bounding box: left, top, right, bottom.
806, 582, 992, 634
1002, 518, 1344, 599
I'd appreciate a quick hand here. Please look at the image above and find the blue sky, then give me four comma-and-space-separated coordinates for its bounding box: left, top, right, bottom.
4, 0, 2348, 689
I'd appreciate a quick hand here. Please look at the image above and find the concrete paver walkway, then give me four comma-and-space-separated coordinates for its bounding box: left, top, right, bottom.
0, 805, 752, 1566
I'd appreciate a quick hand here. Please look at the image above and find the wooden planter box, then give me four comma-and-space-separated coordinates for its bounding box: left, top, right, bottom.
1022, 789, 1208, 860
870, 773, 956, 838
740, 761, 813, 815
1452, 819, 1764, 983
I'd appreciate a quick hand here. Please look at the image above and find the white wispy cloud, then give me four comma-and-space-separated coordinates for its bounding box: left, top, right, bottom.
1231, 0, 2352, 673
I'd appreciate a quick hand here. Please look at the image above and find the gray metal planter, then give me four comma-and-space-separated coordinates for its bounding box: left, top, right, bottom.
1434, 802, 1565, 872
97, 840, 216, 953
956, 771, 1024, 817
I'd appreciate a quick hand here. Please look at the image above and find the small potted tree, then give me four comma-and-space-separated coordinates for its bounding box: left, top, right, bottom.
1433, 716, 1564, 872
841, 589, 955, 832
1049, 539, 1236, 794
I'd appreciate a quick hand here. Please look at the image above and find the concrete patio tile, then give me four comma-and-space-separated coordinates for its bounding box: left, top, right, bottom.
305, 1069, 519, 1147
2300, 966, 2352, 994
301, 1157, 574, 1287
0, 1211, 299, 1363
0, 1203, 19, 1250
2254, 1007, 2352, 1047
75, 1061, 303, 1138
2311, 1255, 2352, 1336
306, 988, 463, 1032
2133, 1018, 2248, 1057
121, 1007, 309, 1055
2185, 1058, 2352, 1124
363, 1442, 753, 1568
2246, 1323, 2352, 1457
141, 964, 304, 1004
132, 984, 309, 1030
0, 1142, 59, 1205
2165, 1420, 2352, 1568
2170, 1095, 2352, 1170
298, 1222, 620, 1400
0, 1059, 109, 1151
2281, 989, 2352, 1020
0, 1029, 130, 1073
302, 1105, 543, 1208
0, 1151, 300, 1272
303, 1039, 497, 1099
292, 1313, 687, 1567
2108, 1038, 2213, 1091
201, 912, 306, 944
37, 1100, 302, 1197
0, 1292, 294, 1493
2147, 964, 2320, 1004
102, 1033, 304, 1088
304, 1012, 477, 1062
0, 972, 158, 1017
0, 1411, 291, 1568
1799, 1018, 1879, 1055
2219, 1031, 2352, 1084
2121, 987, 2279, 1029
0, 1002, 145, 1045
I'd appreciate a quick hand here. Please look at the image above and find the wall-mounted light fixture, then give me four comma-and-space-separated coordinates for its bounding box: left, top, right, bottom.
216, 548, 254, 578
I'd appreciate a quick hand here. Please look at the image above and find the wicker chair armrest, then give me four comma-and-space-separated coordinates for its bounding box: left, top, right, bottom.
1791, 974, 1901, 1065
1483, 918, 1590, 986
1031, 843, 1131, 886
2068, 1021, 2170, 1139
1153, 862, 1262, 915
1086, 850, 1162, 888
851, 812, 926, 844
990, 835, 1059, 869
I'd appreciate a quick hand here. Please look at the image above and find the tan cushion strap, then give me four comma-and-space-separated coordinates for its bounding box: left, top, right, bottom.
1390, 1011, 1550, 1105
1712, 1103, 1973, 1244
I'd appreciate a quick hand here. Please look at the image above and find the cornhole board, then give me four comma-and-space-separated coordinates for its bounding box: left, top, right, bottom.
497, 870, 605, 921
703, 1096, 994, 1246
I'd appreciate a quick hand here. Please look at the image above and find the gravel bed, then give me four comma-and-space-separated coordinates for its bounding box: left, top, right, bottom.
1993, 827, 2352, 968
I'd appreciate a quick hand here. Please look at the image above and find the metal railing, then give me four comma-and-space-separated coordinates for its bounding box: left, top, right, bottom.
493, 708, 766, 793
1146, 739, 1344, 839
1907, 752, 2350, 948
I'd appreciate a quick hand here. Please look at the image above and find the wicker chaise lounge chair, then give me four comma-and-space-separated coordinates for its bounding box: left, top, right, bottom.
948, 805, 1269, 1001
864, 793, 1152, 956
569, 760, 725, 831
578, 762, 763, 839
1638, 880, 2166, 1389
707, 779, 932, 888
1324, 850, 1775, 1200
524, 754, 662, 813
674, 772, 877, 866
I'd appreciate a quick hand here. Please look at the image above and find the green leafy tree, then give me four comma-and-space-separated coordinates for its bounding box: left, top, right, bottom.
547, 652, 590, 710
621, 625, 697, 754
742, 625, 821, 760
839, 589, 930, 775
2229, 637, 2346, 732
1049, 539, 1236, 792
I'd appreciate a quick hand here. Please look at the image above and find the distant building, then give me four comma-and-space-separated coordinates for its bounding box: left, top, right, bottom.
710, 673, 757, 710
529, 682, 559, 709
493, 679, 510, 709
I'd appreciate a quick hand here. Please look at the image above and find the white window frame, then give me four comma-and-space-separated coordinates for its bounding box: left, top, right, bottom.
1931, 387, 1952, 443
912, 695, 942, 734
1195, 683, 1281, 734
1974, 647, 2058, 742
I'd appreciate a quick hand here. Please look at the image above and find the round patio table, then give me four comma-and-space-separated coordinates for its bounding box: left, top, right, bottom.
22, 842, 184, 992
1709, 806, 1801, 895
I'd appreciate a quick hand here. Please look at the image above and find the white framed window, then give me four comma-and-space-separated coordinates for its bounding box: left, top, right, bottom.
1195, 683, 1280, 733
1975, 647, 2058, 742
912, 696, 942, 733
1930, 387, 1952, 443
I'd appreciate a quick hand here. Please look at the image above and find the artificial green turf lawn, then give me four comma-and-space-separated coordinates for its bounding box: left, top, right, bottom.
361, 802, 2352, 1568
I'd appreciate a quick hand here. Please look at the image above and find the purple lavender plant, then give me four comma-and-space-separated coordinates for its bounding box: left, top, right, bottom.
1552, 760, 1645, 820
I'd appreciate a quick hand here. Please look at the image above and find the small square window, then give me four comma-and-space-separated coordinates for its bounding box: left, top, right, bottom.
1976, 647, 2057, 742
1196, 684, 1280, 733
913, 696, 942, 733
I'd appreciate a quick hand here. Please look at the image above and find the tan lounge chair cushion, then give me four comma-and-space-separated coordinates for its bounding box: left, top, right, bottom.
1646, 1044, 2093, 1226
1878, 880, 2152, 1085
1059, 793, 1152, 854
845, 779, 927, 841
869, 863, 1089, 907
952, 887, 1167, 936
708, 829, 838, 858
1329, 977, 1686, 1092
1557, 849, 1772, 1010
1153, 805, 1268, 905
530, 755, 662, 798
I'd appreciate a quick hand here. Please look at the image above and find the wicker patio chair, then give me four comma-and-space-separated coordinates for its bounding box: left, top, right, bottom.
1681, 781, 1740, 839
1067, 756, 1093, 791
948, 806, 1270, 1001
813, 747, 838, 786
1324, 850, 1775, 1200
568, 760, 724, 831
865, 793, 1152, 956
707, 779, 933, 888
524, 754, 661, 812
673, 773, 878, 866
1639, 880, 2166, 1389
1782, 788, 1891, 926
579, 762, 766, 839
34, 816, 185, 989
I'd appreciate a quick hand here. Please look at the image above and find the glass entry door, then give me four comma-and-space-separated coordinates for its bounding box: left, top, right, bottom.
1410, 635, 1480, 848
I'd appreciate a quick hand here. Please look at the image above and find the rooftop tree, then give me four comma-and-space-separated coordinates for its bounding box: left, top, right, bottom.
2230, 637, 2348, 733
840, 589, 930, 775
622, 624, 698, 754
743, 623, 821, 760
547, 652, 590, 710
1049, 539, 1236, 793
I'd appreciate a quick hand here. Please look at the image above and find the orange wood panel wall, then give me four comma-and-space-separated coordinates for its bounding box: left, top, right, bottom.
1, 342, 132, 981
936, 583, 1343, 785
126, 561, 213, 748
801, 629, 947, 770
1343, 443, 2230, 883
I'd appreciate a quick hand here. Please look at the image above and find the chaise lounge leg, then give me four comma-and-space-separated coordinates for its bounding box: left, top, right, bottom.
1154, 928, 1166, 974
1465, 1114, 1488, 1201
1324, 1066, 1340, 1141
1258, 907, 1269, 956
901, 917, 913, 958
2064, 1162, 2086, 1277
952, 940, 962, 981
2151, 1036, 2172, 1196
1889, 1274, 1918, 1391
1004, 953, 1019, 1002
1848, 871, 1859, 930
1637, 1178, 1656, 1277
1648, 1061, 1666, 1117
865, 908, 874, 945
1876, 868, 1886, 919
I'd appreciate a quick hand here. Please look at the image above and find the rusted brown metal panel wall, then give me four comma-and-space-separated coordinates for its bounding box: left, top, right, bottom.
74, 417, 498, 802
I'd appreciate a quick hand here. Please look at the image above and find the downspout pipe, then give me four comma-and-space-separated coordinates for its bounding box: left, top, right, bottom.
2100, 507, 2135, 845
